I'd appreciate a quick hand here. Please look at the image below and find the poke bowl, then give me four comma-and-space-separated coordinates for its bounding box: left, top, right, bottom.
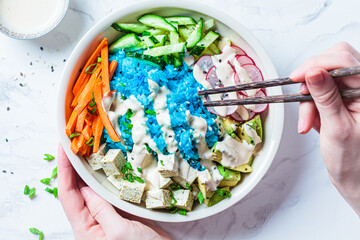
57, 0, 284, 222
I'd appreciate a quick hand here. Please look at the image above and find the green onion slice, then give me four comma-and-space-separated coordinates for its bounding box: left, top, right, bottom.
137, 167, 142, 173
198, 192, 204, 204
45, 187, 54, 194
24, 185, 30, 195
170, 183, 181, 190
69, 132, 81, 138
86, 137, 94, 146
53, 187, 58, 198
97, 57, 102, 63
29, 227, 41, 235
160, 160, 164, 166
84, 63, 98, 74
134, 176, 145, 183
40, 178, 51, 185
43, 154, 55, 161
145, 109, 157, 115
51, 167, 58, 179
126, 162, 133, 170
29, 187, 36, 198
178, 209, 187, 215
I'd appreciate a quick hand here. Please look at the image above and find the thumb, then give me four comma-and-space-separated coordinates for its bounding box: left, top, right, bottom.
305, 68, 346, 121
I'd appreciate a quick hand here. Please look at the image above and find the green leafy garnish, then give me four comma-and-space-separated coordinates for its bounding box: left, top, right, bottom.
134, 176, 145, 183
145, 109, 157, 115
40, 178, 51, 185
126, 162, 133, 170
137, 167, 142, 173
186, 183, 192, 191
29, 187, 36, 198
178, 209, 187, 215
84, 63, 98, 74
24, 185, 30, 195
51, 166, 57, 179
86, 137, 94, 146
170, 183, 181, 190
69, 132, 81, 138
29, 227, 41, 235
198, 192, 204, 204
43, 154, 55, 161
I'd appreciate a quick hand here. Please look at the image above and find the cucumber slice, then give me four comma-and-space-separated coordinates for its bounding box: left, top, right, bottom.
138, 14, 177, 32
178, 26, 192, 40
143, 42, 186, 57
203, 19, 215, 32
142, 28, 167, 36
165, 16, 196, 25
174, 57, 182, 68
169, 22, 180, 44
109, 33, 147, 53
111, 23, 150, 34
125, 52, 165, 68
191, 30, 220, 56
186, 19, 203, 49
141, 35, 166, 47
208, 43, 221, 54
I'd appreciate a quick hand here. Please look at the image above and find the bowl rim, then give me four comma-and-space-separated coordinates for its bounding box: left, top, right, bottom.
0, 0, 69, 40
57, 0, 284, 223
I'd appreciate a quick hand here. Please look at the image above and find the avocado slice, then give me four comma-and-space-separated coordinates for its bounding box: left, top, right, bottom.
230, 164, 253, 173
210, 143, 222, 163
220, 117, 240, 135
217, 165, 241, 187
197, 177, 214, 205
207, 187, 230, 207
236, 114, 262, 145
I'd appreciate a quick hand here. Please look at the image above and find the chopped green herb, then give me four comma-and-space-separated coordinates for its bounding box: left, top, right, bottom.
45, 187, 53, 194
39, 231, 44, 240
51, 166, 58, 179
97, 57, 102, 63
178, 209, 187, 215
29, 227, 41, 235
87, 105, 97, 115
28, 187, 36, 198
169, 207, 178, 214
169, 191, 177, 207
125, 173, 134, 182
86, 137, 94, 146
24, 185, 30, 195
160, 160, 164, 166
121, 165, 127, 174
125, 109, 134, 119
84, 63, 98, 74
215, 189, 231, 198
53, 187, 58, 198
134, 176, 145, 183
40, 178, 51, 185
121, 121, 133, 129
121, 95, 126, 100
137, 167, 142, 173
69, 132, 81, 138
198, 192, 204, 204
119, 83, 126, 87
170, 183, 181, 190
145, 109, 157, 115
145, 143, 151, 153
43, 154, 55, 161
126, 162, 133, 170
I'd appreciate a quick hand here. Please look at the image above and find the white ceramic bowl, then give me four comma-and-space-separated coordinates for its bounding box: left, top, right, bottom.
58, 0, 284, 222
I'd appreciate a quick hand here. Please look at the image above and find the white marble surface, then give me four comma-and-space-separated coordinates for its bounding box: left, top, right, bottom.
0, 0, 359, 239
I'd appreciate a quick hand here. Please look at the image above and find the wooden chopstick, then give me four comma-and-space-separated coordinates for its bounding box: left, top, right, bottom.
203, 88, 360, 107
198, 66, 360, 96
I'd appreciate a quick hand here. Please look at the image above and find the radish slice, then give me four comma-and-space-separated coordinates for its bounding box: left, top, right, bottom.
242, 64, 263, 82
205, 66, 221, 88
195, 55, 214, 73
236, 55, 254, 65
223, 91, 237, 115
230, 45, 246, 56
252, 90, 269, 113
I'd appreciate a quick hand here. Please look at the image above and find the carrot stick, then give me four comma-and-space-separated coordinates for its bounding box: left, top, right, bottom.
75, 108, 87, 133
79, 144, 87, 156
84, 114, 94, 127
74, 66, 102, 114
84, 144, 92, 158
101, 46, 110, 94
71, 74, 91, 108
94, 82, 121, 142
93, 115, 104, 153
72, 38, 108, 95
70, 137, 80, 154
76, 134, 86, 150
65, 110, 78, 136
82, 124, 92, 140
109, 60, 118, 80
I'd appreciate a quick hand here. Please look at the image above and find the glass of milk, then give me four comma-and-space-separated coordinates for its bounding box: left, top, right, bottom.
0, 0, 69, 39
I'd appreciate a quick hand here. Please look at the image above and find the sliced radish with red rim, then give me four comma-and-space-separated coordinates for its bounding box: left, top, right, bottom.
230, 45, 246, 56
195, 55, 214, 73
205, 66, 221, 88
252, 90, 268, 113
236, 55, 254, 65
241, 64, 263, 82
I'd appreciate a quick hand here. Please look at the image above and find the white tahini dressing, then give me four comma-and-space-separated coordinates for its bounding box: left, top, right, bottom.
153, 86, 178, 153
244, 124, 262, 145
0, 0, 63, 34
216, 134, 255, 168
142, 157, 161, 191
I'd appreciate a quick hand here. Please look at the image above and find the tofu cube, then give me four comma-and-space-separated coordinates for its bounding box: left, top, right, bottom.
119, 181, 145, 204
173, 189, 195, 211
157, 153, 178, 178
86, 143, 107, 170
101, 149, 126, 176
190, 184, 200, 200
159, 175, 173, 189
107, 174, 124, 190
172, 159, 198, 188
145, 189, 172, 209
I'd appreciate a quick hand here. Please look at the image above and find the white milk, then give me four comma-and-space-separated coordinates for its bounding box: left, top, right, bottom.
0, 0, 63, 34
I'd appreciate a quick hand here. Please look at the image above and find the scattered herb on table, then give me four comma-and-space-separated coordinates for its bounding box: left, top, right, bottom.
43, 154, 55, 161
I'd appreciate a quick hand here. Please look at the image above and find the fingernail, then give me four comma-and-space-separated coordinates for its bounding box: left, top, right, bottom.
298, 118, 305, 133
306, 71, 324, 87
299, 83, 307, 94
289, 70, 299, 79
81, 187, 92, 201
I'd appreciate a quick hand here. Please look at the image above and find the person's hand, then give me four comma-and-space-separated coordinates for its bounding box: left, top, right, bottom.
290, 42, 360, 216
57, 144, 170, 240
